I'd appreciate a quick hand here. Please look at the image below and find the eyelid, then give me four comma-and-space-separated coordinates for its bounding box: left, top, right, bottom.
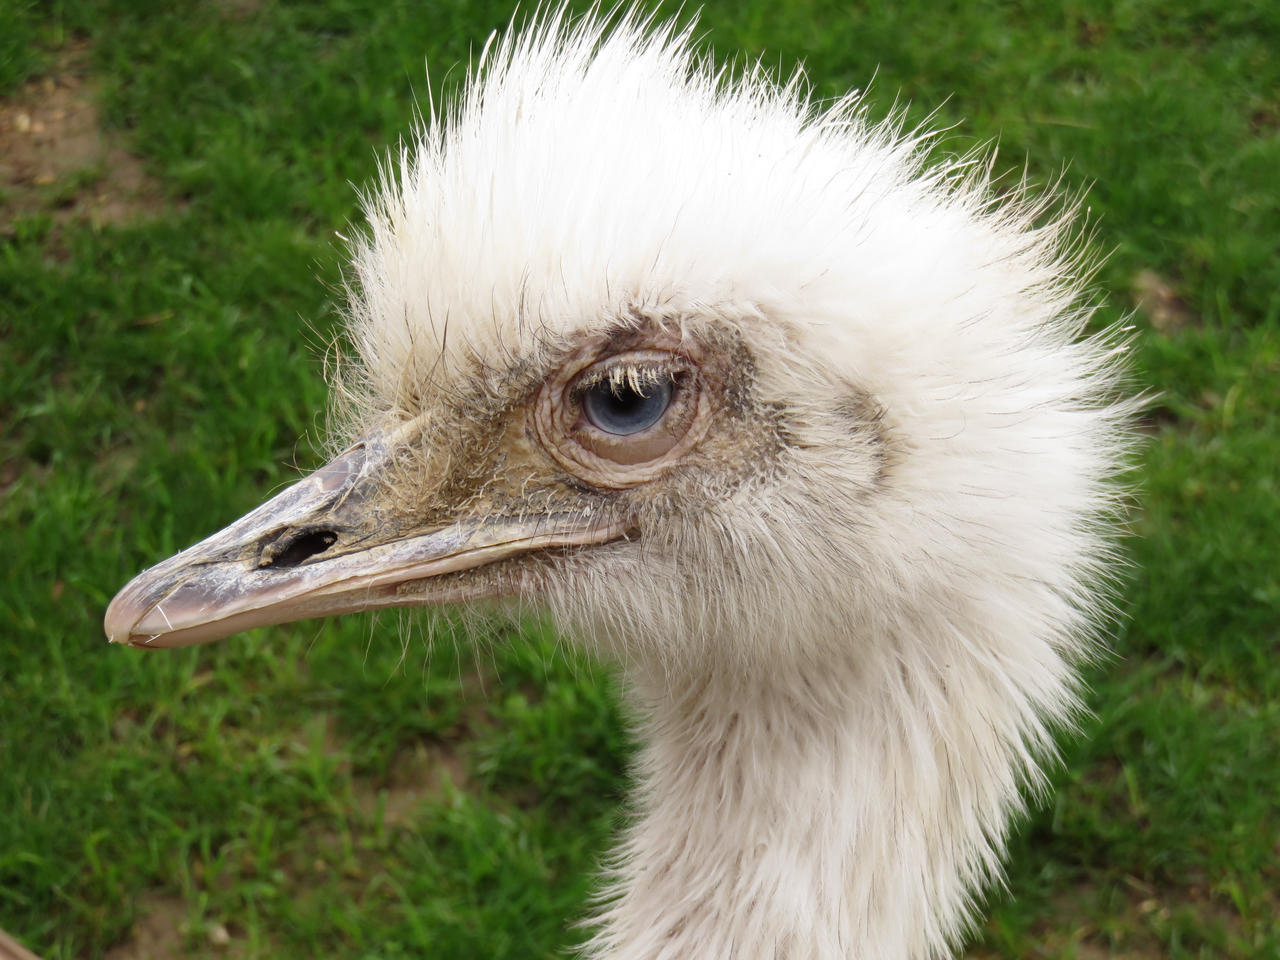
533, 340, 711, 489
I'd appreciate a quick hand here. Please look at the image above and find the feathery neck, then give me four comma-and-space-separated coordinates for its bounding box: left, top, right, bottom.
587, 628, 1053, 960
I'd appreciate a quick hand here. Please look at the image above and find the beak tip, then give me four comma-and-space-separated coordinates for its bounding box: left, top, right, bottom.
103, 607, 132, 646
104, 584, 151, 647
104, 600, 124, 643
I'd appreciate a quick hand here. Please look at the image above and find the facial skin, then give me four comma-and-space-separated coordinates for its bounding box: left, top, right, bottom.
103, 316, 789, 652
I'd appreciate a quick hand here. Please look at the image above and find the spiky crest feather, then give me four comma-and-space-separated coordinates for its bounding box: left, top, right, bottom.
333, 8, 1134, 958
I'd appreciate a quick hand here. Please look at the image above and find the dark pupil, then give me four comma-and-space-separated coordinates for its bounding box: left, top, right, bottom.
583, 378, 672, 435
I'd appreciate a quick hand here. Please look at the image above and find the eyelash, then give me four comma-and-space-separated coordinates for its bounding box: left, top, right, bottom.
574, 363, 679, 400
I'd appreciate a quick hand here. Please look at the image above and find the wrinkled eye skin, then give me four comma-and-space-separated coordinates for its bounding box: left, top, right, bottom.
534, 342, 712, 488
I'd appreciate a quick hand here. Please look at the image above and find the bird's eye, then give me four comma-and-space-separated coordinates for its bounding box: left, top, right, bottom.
534, 345, 710, 487
582, 376, 672, 435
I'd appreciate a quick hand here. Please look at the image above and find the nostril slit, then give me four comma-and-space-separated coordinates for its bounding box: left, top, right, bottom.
262, 529, 338, 568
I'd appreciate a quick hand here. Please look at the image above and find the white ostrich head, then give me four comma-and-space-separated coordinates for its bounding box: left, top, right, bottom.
106, 9, 1132, 959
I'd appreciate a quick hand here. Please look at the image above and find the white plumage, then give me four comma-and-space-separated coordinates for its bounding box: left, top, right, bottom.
107, 8, 1133, 958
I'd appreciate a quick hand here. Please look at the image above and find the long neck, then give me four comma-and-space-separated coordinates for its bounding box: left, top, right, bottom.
585, 639, 1053, 960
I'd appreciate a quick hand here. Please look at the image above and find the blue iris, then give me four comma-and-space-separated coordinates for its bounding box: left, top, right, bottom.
583, 377, 672, 435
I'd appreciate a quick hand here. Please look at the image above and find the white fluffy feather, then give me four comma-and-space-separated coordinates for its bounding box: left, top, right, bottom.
338, 8, 1133, 958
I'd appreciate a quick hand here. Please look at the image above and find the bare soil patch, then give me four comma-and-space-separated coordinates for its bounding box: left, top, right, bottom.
965, 869, 1257, 959
355, 738, 472, 826
213, 0, 265, 20
102, 893, 251, 960
0, 41, 169, 231
101, 896, 188, 960
1132, 269, 1197, 335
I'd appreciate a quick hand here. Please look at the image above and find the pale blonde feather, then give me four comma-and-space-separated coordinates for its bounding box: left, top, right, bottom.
334, 8, 1135, 958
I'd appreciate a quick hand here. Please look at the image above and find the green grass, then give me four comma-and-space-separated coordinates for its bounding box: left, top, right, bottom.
1, 0, 1277, 957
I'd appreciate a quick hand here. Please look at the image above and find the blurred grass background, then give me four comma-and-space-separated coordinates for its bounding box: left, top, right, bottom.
1, 0, 1277, 957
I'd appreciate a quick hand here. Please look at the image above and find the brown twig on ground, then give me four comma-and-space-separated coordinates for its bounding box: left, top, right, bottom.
0, 929, 43, 960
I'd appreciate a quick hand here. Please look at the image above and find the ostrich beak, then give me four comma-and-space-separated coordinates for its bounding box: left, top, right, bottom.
104, 434, 624, 649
